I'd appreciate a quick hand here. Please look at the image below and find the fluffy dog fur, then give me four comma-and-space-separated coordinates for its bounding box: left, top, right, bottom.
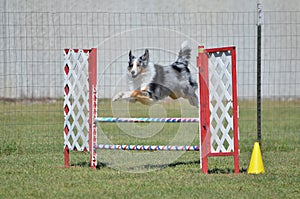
112, 41, 198, 107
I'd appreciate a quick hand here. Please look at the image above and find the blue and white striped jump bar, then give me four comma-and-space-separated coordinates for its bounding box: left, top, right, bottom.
95, 144, 200, 151
94, 117, 199, 123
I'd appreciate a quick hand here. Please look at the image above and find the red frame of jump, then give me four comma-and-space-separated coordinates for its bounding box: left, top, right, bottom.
63, 48, 97, 169
197, 46, 239, 174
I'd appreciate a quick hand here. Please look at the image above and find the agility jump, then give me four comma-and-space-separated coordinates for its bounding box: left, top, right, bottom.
63, 46, 239, 173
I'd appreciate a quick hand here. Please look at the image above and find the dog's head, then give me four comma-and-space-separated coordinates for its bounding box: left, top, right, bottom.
128, 49, 149, 78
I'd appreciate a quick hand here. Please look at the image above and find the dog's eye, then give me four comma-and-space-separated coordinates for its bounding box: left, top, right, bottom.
128, 64, 133, 69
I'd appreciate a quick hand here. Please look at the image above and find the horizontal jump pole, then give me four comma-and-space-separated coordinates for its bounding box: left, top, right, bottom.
94, 117, 199, 123
95, 144, 200, 151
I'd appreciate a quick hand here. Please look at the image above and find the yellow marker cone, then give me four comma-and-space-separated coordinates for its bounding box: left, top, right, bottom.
248, 142, 265, 174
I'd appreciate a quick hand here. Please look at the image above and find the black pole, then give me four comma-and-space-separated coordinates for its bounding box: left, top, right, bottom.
257, 2, 263, 143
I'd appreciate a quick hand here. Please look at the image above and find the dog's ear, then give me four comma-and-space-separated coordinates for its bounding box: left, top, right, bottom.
129, 50, 135, 63
129, 50, 134, 62
140, 49, 149, 63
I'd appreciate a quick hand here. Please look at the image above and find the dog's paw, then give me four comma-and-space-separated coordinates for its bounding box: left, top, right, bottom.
112, 92, 124, 101
112, 91, 132, 102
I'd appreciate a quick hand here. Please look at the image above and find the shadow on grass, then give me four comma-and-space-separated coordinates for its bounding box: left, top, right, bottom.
208, 167, 247, 174
128, 160, 201, 171
71, 161, 247, 174
169, 161, 248, 174
70, 162, 107, 169
70, 160, 199, 170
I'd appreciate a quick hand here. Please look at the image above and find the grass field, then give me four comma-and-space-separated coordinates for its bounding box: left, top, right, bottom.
0, 99, 299, 198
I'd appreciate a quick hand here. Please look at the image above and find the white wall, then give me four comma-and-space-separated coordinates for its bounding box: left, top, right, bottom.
0, 0, 299, 99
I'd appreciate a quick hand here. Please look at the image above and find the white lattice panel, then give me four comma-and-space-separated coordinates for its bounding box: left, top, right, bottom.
208, 51, 234, 153
64, 49, 90, 151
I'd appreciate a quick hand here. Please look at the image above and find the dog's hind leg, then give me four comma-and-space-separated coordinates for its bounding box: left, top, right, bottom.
188, 93, 199, 107
169, 92, 179, 100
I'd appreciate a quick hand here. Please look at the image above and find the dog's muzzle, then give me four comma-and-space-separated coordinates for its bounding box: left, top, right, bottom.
131, 71, 137, 78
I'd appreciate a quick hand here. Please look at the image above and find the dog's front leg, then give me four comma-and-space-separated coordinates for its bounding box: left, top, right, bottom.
112, 91, 134, 102
130, 90, 153, 105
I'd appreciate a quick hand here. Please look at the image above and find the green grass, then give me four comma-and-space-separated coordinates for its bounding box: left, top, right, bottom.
0, 99, 299, 198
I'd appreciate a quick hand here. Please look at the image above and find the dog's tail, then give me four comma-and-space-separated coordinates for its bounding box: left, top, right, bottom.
172, 41, 191, 69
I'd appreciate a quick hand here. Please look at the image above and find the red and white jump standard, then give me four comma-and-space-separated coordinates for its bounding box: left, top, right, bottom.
198, 46, 239, 173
